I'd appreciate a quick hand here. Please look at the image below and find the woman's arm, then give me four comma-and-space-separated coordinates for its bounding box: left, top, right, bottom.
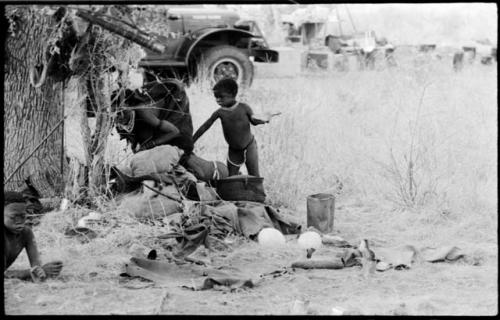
136, 108, 180, 149
152, 120, 180, 145
192, 111, 219, 143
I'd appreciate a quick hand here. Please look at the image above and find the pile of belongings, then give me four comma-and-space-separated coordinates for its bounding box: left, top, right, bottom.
110, 139, 302, 255
160, 201, 302, 259
291, 234, 471, 272
110, 144, 198, 197
109, 135, 302, 229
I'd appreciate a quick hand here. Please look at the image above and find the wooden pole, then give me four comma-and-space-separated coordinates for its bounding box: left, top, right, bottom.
61, 80, 66, 188
75, 9, 166, 53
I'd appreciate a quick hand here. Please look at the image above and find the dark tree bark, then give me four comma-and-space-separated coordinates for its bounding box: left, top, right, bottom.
5, 5, 143, 203
4, 6, 65, 196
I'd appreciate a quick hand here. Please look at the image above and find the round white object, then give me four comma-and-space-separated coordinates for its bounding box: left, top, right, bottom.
331, 307, 346, 315
298, 231, 322, 250
258, 228, 286, 247
77, 217, 89, 228
87, 211, 102, 220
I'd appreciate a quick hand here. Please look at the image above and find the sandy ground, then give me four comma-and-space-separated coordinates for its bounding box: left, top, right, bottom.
4, 203, 497, 315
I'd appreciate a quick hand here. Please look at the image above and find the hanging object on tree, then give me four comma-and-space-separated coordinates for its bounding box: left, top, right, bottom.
29, 55, 54, 88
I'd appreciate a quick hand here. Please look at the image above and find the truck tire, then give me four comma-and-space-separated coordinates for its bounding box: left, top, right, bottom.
199, 45, 254, 88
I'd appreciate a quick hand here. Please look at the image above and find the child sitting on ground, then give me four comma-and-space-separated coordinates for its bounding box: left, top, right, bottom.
4, 192, 63, 281
192, 78, 276, 177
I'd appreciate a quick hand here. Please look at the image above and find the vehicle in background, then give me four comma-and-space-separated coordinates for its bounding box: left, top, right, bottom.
77, 7, 279, 88
281, 5, 395, 72
136, 7, 278, 87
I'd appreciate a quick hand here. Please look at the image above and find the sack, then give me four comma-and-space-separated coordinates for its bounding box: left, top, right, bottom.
185, 154, 228, 182
130, 145, 182, 176
216, 175, 266, 203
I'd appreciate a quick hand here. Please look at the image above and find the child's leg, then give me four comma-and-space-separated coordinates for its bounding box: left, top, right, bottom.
227, 148, 244, 176
227, 161, 240, 176
245, 139, 260, 177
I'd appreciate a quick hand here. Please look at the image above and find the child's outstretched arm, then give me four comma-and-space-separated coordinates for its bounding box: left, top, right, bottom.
192, 111, 219, 143
250, 116, 267, 125
245, 104, 279, 125
245, 104, 265, 125
250, 112, 281, 125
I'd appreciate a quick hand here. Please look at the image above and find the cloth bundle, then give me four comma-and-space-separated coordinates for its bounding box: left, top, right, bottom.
129, 144, 183, 177
161, 201, 302, 258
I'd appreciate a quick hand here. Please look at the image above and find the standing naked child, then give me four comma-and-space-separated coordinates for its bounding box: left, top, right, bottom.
192, 78, 277, 177
4, 192, 63, 281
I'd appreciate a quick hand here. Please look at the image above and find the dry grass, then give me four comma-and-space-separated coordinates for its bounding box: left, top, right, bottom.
188, 57, 497, 244
6, 54, 497, 315
23, 52, 496, 268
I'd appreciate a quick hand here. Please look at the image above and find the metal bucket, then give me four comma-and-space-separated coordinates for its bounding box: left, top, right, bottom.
306, 193, 335, 233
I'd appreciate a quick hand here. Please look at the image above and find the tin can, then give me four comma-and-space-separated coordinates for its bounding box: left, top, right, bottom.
306, 193, 335, 233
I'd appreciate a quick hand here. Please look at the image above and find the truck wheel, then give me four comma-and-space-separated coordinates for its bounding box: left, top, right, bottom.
199, 45, 254, 88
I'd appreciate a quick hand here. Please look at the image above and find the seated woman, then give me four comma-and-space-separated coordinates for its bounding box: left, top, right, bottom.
112, 77, 227, 194
4, 192, 63, 281
114, 78, 194, 156
111, 78, 197, 192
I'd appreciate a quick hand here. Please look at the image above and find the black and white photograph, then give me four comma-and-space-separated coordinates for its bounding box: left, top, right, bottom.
2, 1, 497, 315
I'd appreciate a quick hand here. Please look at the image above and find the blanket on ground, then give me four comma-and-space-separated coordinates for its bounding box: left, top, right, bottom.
121, 257, 256, 291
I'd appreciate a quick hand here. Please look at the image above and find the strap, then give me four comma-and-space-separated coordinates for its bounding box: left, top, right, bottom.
227, 149, 247, 167
212, 161, 219, 180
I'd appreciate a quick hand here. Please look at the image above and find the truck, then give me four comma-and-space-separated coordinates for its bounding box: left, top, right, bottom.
77, 7, 279, 88
282, 5, 395, 71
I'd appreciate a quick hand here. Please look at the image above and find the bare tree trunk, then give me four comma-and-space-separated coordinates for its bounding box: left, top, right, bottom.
64, 28, 117, 201
63, 76, 89, 199
5, 5, 142, 203
87, 74, 113, 198
4, 6, 64, 196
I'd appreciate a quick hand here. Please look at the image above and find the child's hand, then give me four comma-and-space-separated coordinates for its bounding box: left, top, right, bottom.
30, 266, 47, 282
42, 261, 63, 278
